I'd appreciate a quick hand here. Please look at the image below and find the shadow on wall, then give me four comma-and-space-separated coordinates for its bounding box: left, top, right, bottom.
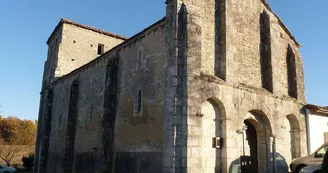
229, 152, 288, 173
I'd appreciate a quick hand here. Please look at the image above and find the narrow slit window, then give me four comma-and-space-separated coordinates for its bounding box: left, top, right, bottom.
260, 10, 273, 92
97, 44, 104, 55
137, 90, 142, 112
134, 89, 142, 116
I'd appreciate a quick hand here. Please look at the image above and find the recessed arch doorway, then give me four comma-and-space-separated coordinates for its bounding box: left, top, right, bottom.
240, 111, 273, 173
200, 98, 226, 173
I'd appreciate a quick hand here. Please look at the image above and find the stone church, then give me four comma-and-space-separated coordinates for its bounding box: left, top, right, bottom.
34, 0, 308, 173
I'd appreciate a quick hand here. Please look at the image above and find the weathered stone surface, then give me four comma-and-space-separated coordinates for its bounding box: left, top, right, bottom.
36, 18, 166, 173
36, 1, 307, 173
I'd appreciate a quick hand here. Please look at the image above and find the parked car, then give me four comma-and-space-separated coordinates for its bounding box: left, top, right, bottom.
0, 164, 17, 173
300, 164, 322, 173
290, 142, 328, 173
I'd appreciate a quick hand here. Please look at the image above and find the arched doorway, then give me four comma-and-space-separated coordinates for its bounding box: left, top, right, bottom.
242, 120, 258, 173
286, 114, 301, 160
240, 110, 273, 173
201, 99, 225, 173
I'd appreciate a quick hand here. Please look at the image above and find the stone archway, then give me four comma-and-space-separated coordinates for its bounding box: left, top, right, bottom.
200, 98, 226, 173
240, 110, 273, 173
242, 120, 258, 173
286, 114, 301, 159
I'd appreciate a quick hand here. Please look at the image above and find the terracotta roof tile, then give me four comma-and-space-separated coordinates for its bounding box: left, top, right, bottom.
306, 104, 328, 111
306, 104, 328, 116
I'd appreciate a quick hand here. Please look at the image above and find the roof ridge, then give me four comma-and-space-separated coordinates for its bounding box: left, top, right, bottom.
261, 0, 301, 47
46, 18, 128, 44
51, 17, 166, 86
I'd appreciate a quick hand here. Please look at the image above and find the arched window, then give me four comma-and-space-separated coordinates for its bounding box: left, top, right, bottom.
40, 89, 54, 172
260, 10, 273, 92
286, 45, 298, 99
214, 1, 226, 81
63, 80, 79, 173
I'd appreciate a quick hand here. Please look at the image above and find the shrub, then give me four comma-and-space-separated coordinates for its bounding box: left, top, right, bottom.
22, 153, 34, 169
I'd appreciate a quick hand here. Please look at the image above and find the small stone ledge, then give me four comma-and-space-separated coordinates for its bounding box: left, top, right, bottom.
195, 72, 226, 84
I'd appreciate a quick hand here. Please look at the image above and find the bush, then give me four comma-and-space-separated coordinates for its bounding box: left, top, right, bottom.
22, 153, 34, 169
13, 164, 19, 169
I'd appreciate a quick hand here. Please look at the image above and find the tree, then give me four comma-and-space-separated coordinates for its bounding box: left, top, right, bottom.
0, 117, 37, 167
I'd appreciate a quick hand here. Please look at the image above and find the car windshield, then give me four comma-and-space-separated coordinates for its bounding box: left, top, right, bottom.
317, 145, 328, 155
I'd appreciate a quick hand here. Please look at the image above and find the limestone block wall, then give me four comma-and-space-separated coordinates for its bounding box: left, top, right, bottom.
45, 19, 165, 173
56, 23, 125, 78
164, 0, 307, 173
113, 21, 165, 173
47, 77, 73, 173
226, 0, 305, 103
187, 76, 307, 173
43, 27, 63, 86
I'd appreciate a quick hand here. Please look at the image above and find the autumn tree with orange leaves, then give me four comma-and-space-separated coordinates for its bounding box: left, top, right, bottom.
0, 116, 37, 167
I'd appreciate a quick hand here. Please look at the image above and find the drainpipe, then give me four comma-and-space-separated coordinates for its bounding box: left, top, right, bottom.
305, 108, 311, 155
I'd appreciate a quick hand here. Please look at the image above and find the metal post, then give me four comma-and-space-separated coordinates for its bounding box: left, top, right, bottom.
242, 132, 245, 156
272, 135, 276, 173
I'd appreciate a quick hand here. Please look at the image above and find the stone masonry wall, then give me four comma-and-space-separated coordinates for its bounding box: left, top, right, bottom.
187, 76, 307, 173
56, 24, 125, 79
114, 21, 165, 173
43, 26, 63, 86
226, 0, 305, 103
165, 0, 307, 173
45, 20, 165, 173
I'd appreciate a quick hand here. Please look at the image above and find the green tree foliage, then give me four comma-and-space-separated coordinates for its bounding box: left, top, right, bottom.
0, 117, 37, 167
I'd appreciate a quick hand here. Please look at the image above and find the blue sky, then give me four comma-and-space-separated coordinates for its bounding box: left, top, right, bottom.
0, 0, 327, 120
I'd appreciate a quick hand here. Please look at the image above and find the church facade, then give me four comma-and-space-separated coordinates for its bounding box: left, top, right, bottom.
35, 0, 308, 173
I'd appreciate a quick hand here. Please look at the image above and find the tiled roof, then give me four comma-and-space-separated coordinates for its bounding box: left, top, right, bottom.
47, 18, 128, 44
306, 104, 328, 115
306, 104, 328, 110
